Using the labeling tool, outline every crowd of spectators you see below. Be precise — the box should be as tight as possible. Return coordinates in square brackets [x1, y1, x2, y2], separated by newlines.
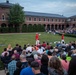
[0, 40, 76, 75]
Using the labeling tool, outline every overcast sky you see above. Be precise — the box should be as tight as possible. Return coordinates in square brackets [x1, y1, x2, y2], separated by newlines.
[0, 0, 76, 17]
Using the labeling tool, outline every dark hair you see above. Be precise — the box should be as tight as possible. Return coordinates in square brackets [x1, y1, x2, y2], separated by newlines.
[47, 51, 52, 56]
[61, 55, 67, 63]
[16, 61, 22, 68]
[41, 54, 49, 65]
[16, 44, 19, 46]
[27, 58, 34, 65]
[49, 56, 64, 75]
[31, 61, 40, 70]
[4, 48, 7, 51]
[68, 51, 72, 57]
[68, 56, 76, 75]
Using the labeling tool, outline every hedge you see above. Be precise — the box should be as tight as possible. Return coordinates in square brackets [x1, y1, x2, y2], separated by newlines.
[58, 33, 76, 38]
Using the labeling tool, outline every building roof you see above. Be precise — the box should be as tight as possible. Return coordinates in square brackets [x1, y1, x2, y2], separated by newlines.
[25, 11, 66, 18]
[0, 2, 14, 8]
[70, 15, 76, 18]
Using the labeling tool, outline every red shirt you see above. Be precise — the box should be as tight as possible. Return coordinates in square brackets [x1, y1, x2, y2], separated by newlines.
[61, 34, 64, 40]
[35, 34, 39, 40]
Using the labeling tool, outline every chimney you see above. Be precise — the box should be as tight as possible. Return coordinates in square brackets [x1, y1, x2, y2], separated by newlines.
[6, 0, 9, 3]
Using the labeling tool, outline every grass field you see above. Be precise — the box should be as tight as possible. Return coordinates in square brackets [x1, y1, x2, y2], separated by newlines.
[0, 32, 76, 54]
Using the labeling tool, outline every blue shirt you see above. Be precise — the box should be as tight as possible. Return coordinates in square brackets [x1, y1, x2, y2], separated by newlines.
[8, 60, 17, 75]
[20, 66, 34, 75]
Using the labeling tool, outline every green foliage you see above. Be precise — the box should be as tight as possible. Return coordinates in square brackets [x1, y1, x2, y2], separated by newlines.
[22, 24, 28, 32]
[8, 4, 25, 25]
[59, 33, 76, 38]
[22, 24, 45, 32]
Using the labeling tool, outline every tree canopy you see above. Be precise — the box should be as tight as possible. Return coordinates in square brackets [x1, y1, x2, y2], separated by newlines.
[8, 3, 25, 25]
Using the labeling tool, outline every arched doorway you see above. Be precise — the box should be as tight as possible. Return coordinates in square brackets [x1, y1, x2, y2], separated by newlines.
[1, 23, 6, 27]
[1, 23, 7, 33]
[66, 24, 69, 28]
[14, 24, 19, 32]
[59, 25, 61, 30]
[62, 25, 64, 30]
[51, 24, 54, 31]
[8, 24, 13, 32]
[47, 24, 50, 31]
[55, 24, 57, 30]
[43, 24, 46, 30]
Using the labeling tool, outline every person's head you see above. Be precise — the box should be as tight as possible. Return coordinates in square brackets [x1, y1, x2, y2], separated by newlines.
[11, 55, 16, 60]
[61, 54, 66, 60]
[47, 51, 52, 56]
[31, 61, 40, 74]
[4, 48, 7, 51]
[16, 61, 22, 68]
[41, 54, 49, 65]
[20, 54, 26, 61]
[8, 44, 12, 49]
[22, 50, 26, 55]
[14, 50, 17, 54]
[27, 58, 34, 66]
[49, 56, 62, 70]
[16, 44, 19, 46]
[61, 54, 67, 63]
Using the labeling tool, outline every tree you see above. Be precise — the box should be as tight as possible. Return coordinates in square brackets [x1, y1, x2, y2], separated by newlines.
[8, 4, 25, 32]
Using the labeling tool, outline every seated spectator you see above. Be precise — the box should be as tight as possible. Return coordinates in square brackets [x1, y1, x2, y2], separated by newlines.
[37, 46, 44, 55]
[13, 50, 20, 60]
[34, 54, 41, 65]
[20, 58, 34, 75]
[8, 55, 17, 75]
[32, 48, 38, 56]
[61, 55, 69, 71]
[26, 44, 33, 52]
[7, 44, 12, 51]
[14, 61, 22, 75]
[21, 50, 26, 56]
[47, 51, 53, 61]
[23, 44, 26, 50]
[12, 44, 19, 52]
[1, 48, 9, 57]
[40, 54, 49, 75]
[48, 56, 67, 75]
[42, 41, 46, 48]
[20, 54, 28, 68]
[31, 61, 45, 75]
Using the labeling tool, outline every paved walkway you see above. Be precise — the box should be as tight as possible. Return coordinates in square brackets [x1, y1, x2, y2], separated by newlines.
[0, 70, 5, 75]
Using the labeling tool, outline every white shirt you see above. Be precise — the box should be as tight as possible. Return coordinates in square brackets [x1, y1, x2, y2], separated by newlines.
[26, 46, 32, 52]
[37, 48, 43, 54]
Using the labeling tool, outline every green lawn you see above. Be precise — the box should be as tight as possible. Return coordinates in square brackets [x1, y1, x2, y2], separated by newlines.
[0, 32, 76, 54]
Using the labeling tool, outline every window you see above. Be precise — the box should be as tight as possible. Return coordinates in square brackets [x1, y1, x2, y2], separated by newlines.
[44, 18, 45, 21]
[2, 14, 5, 20]
[62, 19, 64, 22]
[34, 18, 36, 21]
[74, 19, 75, 21]
[29, 17, 31, 21]
[52, 19, 53, 21]
[59, 19, 60, 22]
[48, 19, 50, 21]
[39, 18, 41, 21]
[55, 19, 57, 22]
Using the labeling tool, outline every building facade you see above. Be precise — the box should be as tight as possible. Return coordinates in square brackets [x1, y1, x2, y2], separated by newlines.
[0, 0, 76, 32]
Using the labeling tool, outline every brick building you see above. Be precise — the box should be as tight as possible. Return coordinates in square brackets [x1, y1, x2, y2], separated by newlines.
[0, 0, 76, 32]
